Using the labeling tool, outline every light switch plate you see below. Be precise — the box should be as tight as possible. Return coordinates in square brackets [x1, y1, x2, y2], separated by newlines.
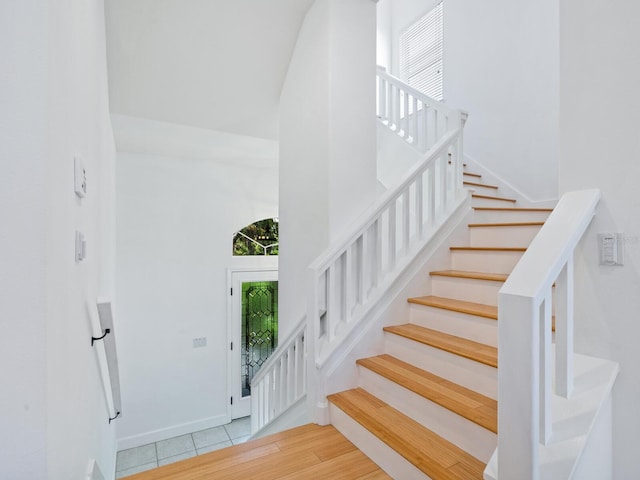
[75, 231, 86, 262]
[74, 156, 87, 198]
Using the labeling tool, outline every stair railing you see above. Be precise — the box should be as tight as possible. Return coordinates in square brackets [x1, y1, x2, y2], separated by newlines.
[250, 317, 306, 435]
[306, 70, 467, 422]
[250, 69, 467, 435]
[497, 189, 601, 479]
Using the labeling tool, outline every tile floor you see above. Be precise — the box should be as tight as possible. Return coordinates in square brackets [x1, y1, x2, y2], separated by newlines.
[115, 416, 251, 479]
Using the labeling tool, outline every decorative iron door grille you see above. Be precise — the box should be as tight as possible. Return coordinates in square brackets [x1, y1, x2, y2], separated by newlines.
[241, 281, 278, 397]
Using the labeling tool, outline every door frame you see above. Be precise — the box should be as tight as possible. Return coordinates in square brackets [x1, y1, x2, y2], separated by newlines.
[226, 267, 278, 420]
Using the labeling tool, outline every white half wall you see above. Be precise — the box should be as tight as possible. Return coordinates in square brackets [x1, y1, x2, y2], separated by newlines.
[114, 117, 279, 447]
[1, 0, 119, 478]
[377, 0, 559, 202]
[279, 0, 378, 339]
[559, 1, 640, 478]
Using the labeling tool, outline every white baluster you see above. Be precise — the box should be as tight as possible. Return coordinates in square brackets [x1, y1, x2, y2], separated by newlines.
[372, 218, 382, 288]
[387, 203, 397, 270]
[439, 153, 447, 217]
[402, 190, 410, 253]
[412, 97, 419, 145]
[422, 105, 430, 150]
[326, 265, 338, 341]
[403, 90, 409, 137]
[356, 235, 365, 307]
[540, 293, 553, 445]
[428, 165, 436, 226]
[555, 258, 574, 398]
[344, 247, 354, 322]
[415, 172, 424, 238]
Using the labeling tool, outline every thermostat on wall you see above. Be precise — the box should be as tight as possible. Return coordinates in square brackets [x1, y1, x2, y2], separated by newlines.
[74, 156, 87, 198]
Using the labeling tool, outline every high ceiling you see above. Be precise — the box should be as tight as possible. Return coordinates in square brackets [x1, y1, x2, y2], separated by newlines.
[105, 0, 316, 140]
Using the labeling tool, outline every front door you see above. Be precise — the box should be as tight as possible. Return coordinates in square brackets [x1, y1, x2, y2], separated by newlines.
[229, 270, 278, 419]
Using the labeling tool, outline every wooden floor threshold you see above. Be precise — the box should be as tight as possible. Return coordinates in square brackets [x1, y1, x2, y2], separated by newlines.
[430, 270, 508, 282]
[471, 194, 516, 203]
[468, 221, 545, 228]
[408, 295, 498, 320]
[356, 354, 497, 433]
[121, 424, 390, 480]
[384, 324, 498, 368]
[329, 388, 486, 479]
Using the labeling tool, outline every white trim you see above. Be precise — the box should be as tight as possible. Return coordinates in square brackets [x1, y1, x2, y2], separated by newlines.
[116, 413, 229, 451]
[226, 268, 278, 420]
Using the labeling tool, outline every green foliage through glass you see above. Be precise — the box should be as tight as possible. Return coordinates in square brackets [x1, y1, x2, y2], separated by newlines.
[233, 218, 279, 256]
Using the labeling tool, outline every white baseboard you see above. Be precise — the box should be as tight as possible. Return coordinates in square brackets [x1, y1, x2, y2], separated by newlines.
[116, 413, 230, 451]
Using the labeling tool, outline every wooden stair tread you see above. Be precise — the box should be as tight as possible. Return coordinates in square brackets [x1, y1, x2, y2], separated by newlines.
[383, 324, 498, 368]
[463, 172, 482, 178]
[473, 207, 553, 212]
[356, 354, 497, 433]
[328, 388, 487, 479]
[430, 270, 508, 282]
[408, 295, 497, 320]
[468, 221, 545, 228]
[449, 246, 527, 252]
[463, 181, 498, 189]
[471, 194, 516, 203]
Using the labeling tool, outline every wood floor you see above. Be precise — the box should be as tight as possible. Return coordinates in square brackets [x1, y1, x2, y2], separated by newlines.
[122, 424, 391, 480]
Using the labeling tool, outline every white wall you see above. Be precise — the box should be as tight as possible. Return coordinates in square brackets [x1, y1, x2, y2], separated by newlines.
[279, 0, 378, 338]
[105, 0, 315, 140]
[1, 1, 118, 478]
[559, 1, 640, 478]
[0, 2, 49, 478]
[378, 0, 559, 202]
[114, 117, 279, 447]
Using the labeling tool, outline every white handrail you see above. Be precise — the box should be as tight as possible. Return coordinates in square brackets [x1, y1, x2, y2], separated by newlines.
[250, 70, 466, 435]
[307, 78, 466, 423]
[250, 317, 306, 435]
[497, 189, 601, 479]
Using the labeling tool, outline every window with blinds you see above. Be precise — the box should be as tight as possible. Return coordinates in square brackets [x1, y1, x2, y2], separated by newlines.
[399, 2, 443, 101]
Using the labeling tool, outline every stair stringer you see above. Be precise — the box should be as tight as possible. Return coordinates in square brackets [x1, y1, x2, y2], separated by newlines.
[318, 196, 475, 404]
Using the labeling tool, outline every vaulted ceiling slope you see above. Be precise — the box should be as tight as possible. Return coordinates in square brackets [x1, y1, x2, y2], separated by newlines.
[105, 0, 316, 140]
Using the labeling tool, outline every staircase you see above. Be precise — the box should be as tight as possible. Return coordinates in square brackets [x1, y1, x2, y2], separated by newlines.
[326, 171, 551, 479]
[252, 68, 616, 479]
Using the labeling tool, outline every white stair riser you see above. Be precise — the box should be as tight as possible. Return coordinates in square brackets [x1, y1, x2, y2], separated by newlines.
[471, 197, 517, 208]
[384, 333, 497, 399]
[329, 403, 431, 480]
[430, 276, 503, 306]
[450, 249, 523, 274]
[357, 366, 497, 462]
[472, 210, 551, 223]
[469, 225, 541, 247]
[409, 304, 497, 347]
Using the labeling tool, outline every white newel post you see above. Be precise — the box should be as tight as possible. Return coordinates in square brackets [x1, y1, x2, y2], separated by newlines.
[498, 293, 540, 480]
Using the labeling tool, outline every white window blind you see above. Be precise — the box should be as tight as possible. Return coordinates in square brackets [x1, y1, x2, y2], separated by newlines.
[399, 2, 443, 101]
